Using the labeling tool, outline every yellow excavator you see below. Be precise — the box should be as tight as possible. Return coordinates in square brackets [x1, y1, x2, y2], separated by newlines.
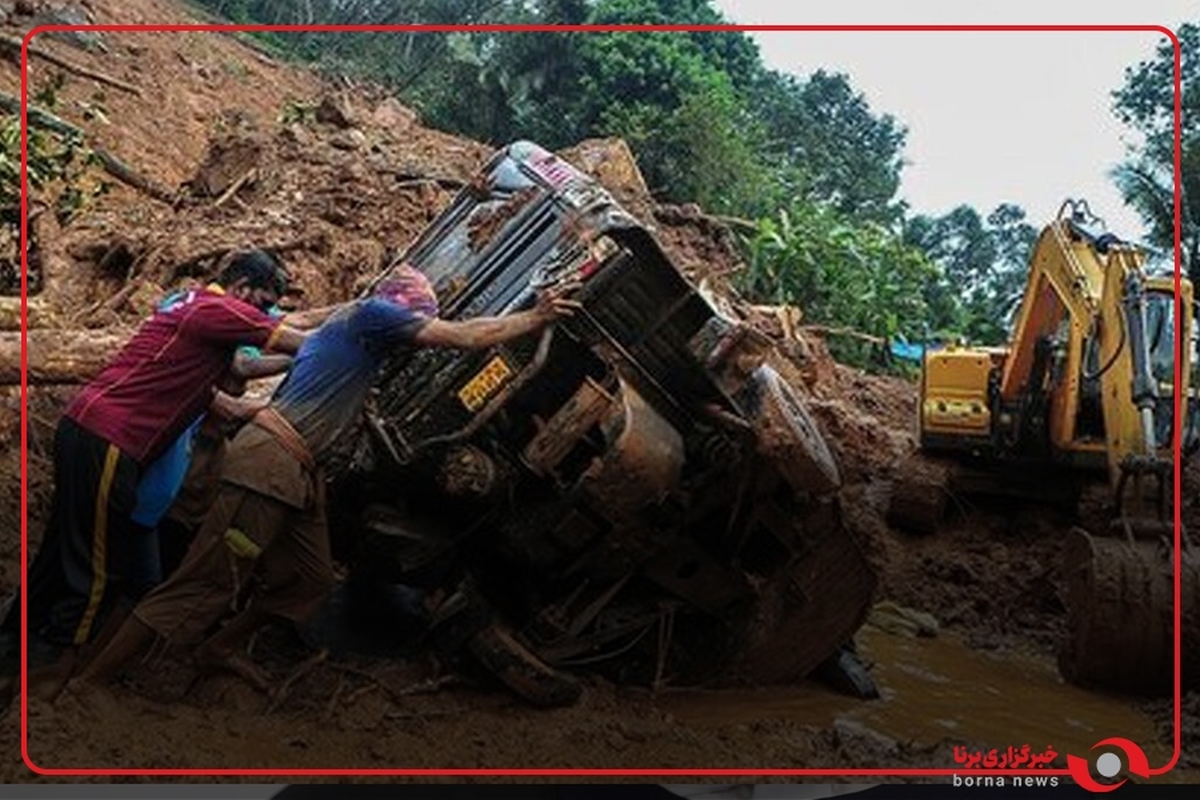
[889, 199, 1198, 694]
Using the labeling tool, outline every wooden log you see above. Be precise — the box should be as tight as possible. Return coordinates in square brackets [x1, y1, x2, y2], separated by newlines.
[92, 149, 178, 204]
[0, 297, 56, 330]
[0, 327, 131, 384]
[0, 35, 143, 96]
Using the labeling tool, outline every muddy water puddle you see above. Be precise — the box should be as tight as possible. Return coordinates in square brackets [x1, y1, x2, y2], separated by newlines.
[667, 624, 1174, 771]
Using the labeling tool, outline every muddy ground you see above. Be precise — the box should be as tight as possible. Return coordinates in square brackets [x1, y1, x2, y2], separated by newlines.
[0, 0, 1195, 784]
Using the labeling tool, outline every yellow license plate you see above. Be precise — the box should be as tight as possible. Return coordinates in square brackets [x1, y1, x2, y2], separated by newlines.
[458, 356, 513, 412]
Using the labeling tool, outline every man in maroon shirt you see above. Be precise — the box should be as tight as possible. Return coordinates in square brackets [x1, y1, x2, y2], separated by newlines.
[0, 250, 307, 706]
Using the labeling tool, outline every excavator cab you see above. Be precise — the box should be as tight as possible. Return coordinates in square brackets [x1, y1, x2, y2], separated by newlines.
[1142, 281, 1191, 449]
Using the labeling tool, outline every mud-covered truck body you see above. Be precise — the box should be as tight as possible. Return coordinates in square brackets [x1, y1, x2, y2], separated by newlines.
[329, 141, 875, 704]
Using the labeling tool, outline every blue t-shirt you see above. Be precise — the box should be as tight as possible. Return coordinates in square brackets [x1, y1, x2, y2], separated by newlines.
[273, 297, 427, 462]
[130, 417, 202, 527]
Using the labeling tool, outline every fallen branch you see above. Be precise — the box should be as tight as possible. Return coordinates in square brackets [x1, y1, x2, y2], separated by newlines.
[212, 167, 257, 209]
[328, 662, 460, 705]
[390, 673, 460, 698]
[801, 324, 886, 345]
[92, 149, 178, 204]
[383, 170, 466, 191]
[0, 35, 143, 96]
[712, 214, 759, 231]
[343, 681, 379, 705]
[265, 647, 329, 715]
[654, 205, 757, 233]
[73, 276, 144, 326]
[323, 675, 347, 722]
[169, 234, 328, 282]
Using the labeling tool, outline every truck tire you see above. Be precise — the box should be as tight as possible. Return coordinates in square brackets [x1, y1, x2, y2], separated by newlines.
[749, 365, 841, 496]
[467, 623, 583, 708]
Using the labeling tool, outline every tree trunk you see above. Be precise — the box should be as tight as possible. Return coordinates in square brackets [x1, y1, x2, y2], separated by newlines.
[0, 297, 55, 330]
[0, 328, 130, 385]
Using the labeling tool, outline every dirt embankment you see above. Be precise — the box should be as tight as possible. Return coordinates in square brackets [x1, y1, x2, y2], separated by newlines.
[1, 0, 1191, 782]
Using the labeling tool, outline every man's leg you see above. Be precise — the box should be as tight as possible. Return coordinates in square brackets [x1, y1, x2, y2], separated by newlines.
[2, 418, 137, 707]
[194, 493, 332, 688]
[37, 418, 139, 650]
[73, 484, 291, 688]
[158, 433, 227, 578]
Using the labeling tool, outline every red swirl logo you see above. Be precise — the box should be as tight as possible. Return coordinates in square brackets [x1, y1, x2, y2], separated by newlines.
[1066, 737, 1150, 793]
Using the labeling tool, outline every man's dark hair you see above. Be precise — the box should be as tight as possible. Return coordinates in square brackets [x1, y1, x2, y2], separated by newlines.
[217, 249, 288, 296]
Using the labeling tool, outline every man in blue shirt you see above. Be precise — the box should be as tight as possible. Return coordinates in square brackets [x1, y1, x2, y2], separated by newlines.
[74, 266, 579, 690]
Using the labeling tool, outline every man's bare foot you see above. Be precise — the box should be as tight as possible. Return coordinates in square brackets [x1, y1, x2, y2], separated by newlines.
[27, 647, 79, 705]
[195, 647, 273, 692]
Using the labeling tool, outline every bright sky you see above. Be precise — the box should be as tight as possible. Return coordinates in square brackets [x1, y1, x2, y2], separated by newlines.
[710, 0, 1196, 239]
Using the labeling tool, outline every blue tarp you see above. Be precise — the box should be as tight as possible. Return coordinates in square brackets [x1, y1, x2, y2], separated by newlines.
[889, 340, 926, 362]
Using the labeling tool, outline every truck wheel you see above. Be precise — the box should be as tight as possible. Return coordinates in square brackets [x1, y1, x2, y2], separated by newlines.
[749, 365, 841, 496]
[467, 623, 583, 708]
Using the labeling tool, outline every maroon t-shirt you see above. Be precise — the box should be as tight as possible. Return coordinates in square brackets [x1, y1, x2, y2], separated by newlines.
[66, 287, 282, 465]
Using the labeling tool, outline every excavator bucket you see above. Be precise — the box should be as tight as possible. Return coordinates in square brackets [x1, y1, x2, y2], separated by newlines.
[1059, 527, 1199, 694]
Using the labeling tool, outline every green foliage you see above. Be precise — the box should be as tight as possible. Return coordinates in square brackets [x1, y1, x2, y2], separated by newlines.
[739, 200, 938, 368]
[749, 70, 907, 225]
[1, 114, 106, 223]
[279, 98, 318, 125]
[1111, 22, 1200, 282]
[32, 71, 68, 110]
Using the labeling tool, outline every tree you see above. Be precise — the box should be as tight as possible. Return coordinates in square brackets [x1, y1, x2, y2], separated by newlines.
[1111, 22, 1200, 282]
[749, 70, 907, 225]
[904, 203, 1036, 345]
[740, 199, 939, 368]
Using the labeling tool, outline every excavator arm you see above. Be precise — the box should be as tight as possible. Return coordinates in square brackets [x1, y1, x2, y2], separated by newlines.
[903, 199, 1199, 694]
[997, 203, 1188, 508]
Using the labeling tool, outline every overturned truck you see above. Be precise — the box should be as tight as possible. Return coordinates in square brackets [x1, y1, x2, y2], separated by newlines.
[317, 141, 876, 705]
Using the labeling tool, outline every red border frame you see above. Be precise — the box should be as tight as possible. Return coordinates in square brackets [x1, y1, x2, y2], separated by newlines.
[16, 21, 1184, 780]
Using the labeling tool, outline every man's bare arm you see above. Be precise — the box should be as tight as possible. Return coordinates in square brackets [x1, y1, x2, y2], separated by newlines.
[281, 304, 342, 330]
[231, 352, 293, 380]
[414, 311, 547, 350]
[265, 325, 306, 355]
[209, 391, 269, 422]
[412, 284, 581, 350]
